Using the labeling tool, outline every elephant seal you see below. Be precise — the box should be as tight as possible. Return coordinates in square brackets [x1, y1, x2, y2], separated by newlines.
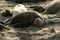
[45, 0, 60, 14]
[13, 4, 28, 17]
[9, 11, 44, 28]
[30, 6, 45, 13]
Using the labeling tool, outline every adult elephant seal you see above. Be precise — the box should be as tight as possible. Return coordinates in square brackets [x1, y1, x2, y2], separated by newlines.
[13, 4, 28, 17]
[9, 11, 44, 28]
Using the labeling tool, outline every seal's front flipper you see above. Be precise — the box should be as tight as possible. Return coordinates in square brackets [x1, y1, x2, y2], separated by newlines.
[33, 18, 44, 27]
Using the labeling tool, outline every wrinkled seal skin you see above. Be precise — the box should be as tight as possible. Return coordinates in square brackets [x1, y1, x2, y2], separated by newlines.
[45, 0, 60, 14]
[10, 11, 44, 28]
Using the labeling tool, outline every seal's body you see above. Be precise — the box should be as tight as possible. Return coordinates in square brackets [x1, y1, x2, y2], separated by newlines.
[45, 0, 60, 14]
[10, 11, 44, 28]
